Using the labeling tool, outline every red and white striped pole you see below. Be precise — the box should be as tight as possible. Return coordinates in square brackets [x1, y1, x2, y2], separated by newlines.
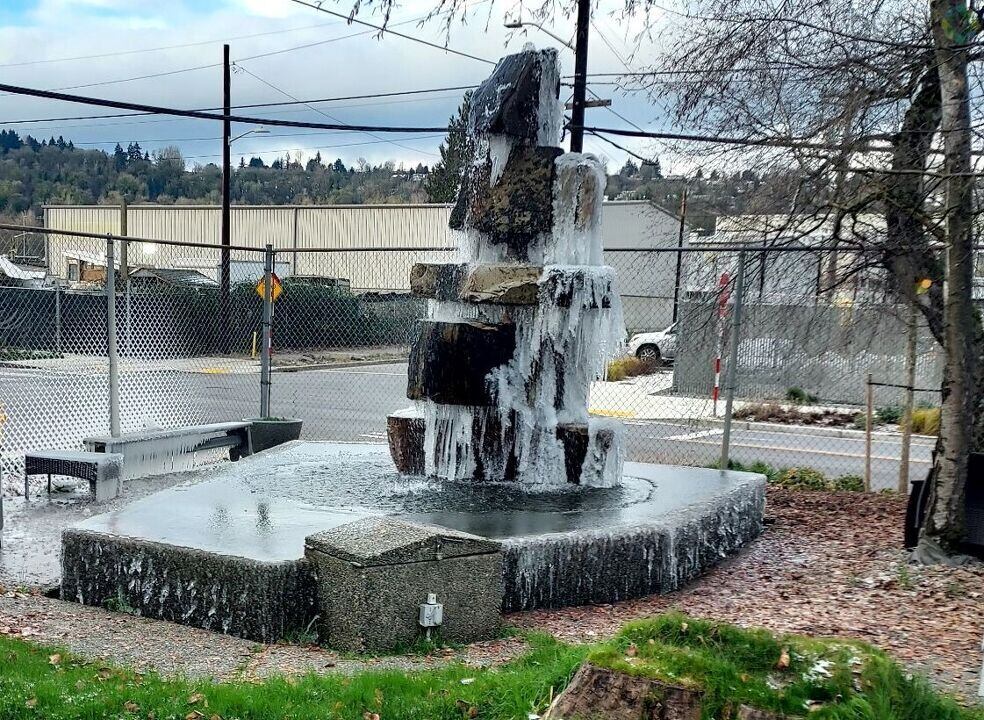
[713, 271, 731, 417]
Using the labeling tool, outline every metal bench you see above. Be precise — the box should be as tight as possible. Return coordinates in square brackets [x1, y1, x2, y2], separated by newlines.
[84, 421, 253, 481]
[24, 450, 125, 503]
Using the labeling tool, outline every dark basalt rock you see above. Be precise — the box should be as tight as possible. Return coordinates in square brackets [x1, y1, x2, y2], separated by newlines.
[557, 422, 618, 485]
[407, 320, 516, 406]
[465, 145, 563, 254]
[387, 411, 425, 474]
[469, 48, 559, 139]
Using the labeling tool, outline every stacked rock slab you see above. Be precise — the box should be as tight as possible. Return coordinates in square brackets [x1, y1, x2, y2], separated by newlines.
[388, 46, 625, 487]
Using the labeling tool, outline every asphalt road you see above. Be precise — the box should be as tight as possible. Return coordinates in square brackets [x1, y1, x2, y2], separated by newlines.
[2, 362, 931, 491]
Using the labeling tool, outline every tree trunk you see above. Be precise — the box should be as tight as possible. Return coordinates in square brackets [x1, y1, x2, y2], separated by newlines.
[916, 0, 981, 559]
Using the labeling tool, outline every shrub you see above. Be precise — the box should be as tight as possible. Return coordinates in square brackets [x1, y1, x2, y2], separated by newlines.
[831, 474, 865, 492]
[852, 412, 867, 431]
[776, 466, 828, 491]
[911, 407, 941, 435]
[875, 405, 903, 425]
[606, 356, 658, 382]
[733, 402, 785, 422]
[785, 386, 819, 404]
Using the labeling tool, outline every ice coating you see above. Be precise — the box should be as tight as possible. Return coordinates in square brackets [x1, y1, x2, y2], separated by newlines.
[404, 46, 626, 487]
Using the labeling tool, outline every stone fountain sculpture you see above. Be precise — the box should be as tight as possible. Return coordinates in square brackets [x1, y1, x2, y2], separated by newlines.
[56, 47, 767, 645]
[388, 47, 625, 487]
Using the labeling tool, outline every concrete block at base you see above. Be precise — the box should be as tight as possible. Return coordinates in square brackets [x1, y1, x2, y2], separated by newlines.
[305, 517, 503, 651]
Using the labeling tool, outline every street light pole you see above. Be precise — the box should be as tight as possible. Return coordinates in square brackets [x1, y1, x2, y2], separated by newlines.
[569, 0, 590, 152]
[219, 43, 232, 355]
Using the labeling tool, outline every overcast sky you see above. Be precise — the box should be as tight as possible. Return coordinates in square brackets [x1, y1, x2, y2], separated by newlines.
[0, 0, 675, 174]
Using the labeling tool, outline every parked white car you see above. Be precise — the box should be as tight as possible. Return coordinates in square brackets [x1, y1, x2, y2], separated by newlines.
[626, 323, 677, 363]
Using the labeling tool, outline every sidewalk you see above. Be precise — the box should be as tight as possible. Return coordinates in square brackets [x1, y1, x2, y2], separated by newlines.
[0, 346, 408, 376]
[589, 373, 735, 421]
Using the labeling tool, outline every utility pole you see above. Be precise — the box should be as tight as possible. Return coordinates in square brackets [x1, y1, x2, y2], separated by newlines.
[671, 187, 688, 324]
[219, 43, 232, 354]
[569, 0, 590, 152]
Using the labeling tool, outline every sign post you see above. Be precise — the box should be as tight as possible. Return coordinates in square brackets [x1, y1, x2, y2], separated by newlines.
[258, 245, 279, 418]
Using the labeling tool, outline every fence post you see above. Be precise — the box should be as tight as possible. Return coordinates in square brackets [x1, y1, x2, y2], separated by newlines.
[54, 285, 61, 354]
[898, 302, 918, 493]
[720, 250, 746, 470]
[864, 372, 873, 492]
[260, 244, 274, 418]
[105, 235, 121, 437]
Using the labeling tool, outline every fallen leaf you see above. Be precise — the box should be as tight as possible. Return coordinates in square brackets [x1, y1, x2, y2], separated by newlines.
[626, 643, 638, 657]
[209, 715, 223, 720]
[124, 701, 140, 712]
[48, 654, 62, 666]
[362, 713, 380, 720]
[185, 712, 204, 720]
[25, 697, 37, 709]
[187, 693, 205, 706]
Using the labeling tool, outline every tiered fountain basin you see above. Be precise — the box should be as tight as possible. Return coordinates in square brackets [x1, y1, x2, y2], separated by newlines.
[61, 442, 765, 642]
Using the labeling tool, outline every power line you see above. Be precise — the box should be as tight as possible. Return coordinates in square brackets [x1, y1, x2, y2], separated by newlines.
[582, 125, 897, 153]
[0, 19, 347, 69]
[0, 81, 456, 133]
[586, 129, 659, 165]
[0, 84, 478, 127]
[233, 63, 439, 157]
[287, 0, 495, 65]
[187, 135, 446, 161]
[3, 4, 487, 98]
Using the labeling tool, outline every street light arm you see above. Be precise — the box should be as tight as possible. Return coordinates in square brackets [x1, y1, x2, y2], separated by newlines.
[504, 20, 574, 50]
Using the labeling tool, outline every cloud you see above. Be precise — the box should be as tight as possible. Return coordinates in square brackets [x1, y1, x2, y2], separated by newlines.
[0, 0, 668, 172]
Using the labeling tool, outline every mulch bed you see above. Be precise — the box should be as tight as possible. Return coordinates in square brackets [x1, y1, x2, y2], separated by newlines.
[509, 487, 984, 702]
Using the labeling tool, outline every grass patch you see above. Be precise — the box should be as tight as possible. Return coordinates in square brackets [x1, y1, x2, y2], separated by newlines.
[606, 355, 659, 381]
[0, 632, 585, 720]
[0, 616, 978, 720]
[587, 613, 981, 720]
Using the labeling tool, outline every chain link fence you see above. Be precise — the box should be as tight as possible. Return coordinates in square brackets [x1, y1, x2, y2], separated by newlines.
[1, 228, 941, 495]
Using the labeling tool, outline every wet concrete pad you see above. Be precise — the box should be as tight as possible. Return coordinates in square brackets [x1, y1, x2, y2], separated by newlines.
[60, 442, 765, 640]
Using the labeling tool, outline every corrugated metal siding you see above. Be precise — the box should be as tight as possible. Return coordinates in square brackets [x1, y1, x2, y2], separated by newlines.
[44, 202, 679, 292]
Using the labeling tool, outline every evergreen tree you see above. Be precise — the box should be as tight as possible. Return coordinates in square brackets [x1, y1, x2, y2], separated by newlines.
[248, 156, 266, 168]
[0, 130, 22, 153]
[332, 158, 346, 173]
[424, 91, 473, 203]
[113, 143, 127, 170]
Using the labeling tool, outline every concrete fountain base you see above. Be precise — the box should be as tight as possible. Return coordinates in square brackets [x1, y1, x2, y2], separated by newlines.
[61, 442, 766, 642]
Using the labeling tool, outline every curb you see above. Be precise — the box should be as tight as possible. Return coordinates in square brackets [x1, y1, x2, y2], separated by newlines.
[619, 416, 936, 442]
[273, 357, 408, 373]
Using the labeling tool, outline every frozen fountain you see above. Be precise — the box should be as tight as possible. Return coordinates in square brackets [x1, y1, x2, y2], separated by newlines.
[59, 48, 766, 644]
[387, 47, 623, 488]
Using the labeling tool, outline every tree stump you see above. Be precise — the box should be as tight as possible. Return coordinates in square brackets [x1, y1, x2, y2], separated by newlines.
[545, 663, 703, 720]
